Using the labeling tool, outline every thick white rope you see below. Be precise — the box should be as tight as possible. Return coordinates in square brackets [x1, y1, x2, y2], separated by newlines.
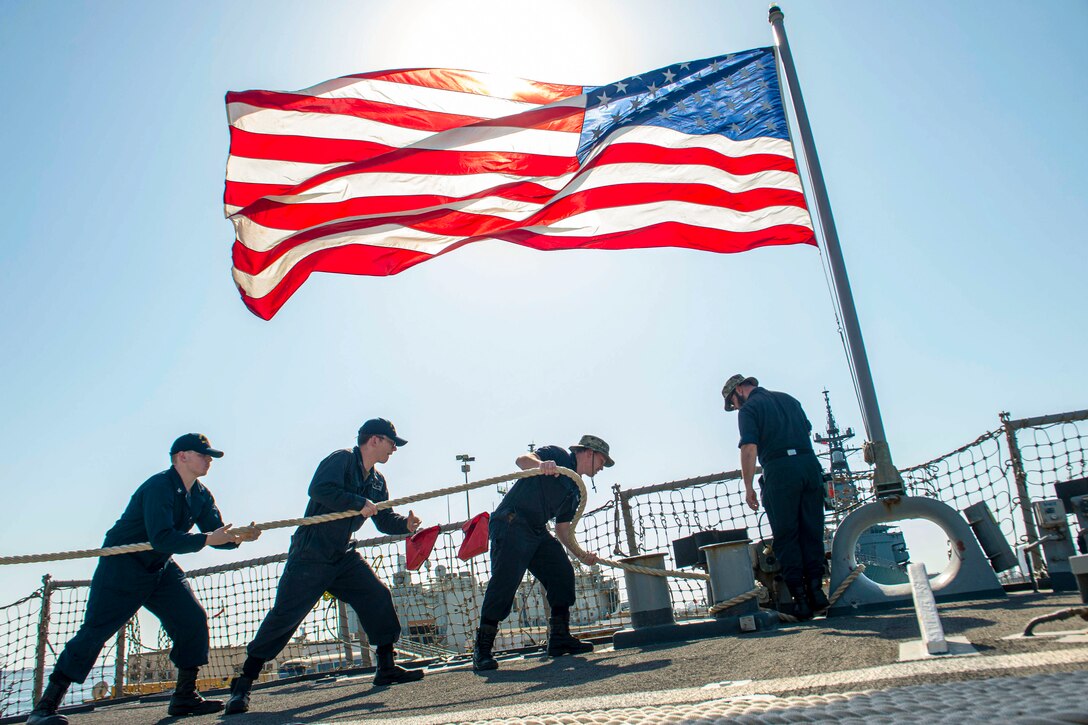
[0, 466, 698, 584]
[586, 554, 709, 582]
[827, 564, 866, 607]
[707, 588, 759, 614]
[703, 564, 870, 622]
[0, 467, 570, 566]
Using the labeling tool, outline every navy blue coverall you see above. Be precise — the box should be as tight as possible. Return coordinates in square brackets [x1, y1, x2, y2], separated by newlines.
[246, 447, 410, 660]
[479, 445, 580, 624]
[738, 386, 826, 589]
[54, 467, 238, 683]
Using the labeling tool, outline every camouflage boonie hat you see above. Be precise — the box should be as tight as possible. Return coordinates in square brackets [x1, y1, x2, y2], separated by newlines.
[721, 374, 758, 411]
[571, 434, 614, 467]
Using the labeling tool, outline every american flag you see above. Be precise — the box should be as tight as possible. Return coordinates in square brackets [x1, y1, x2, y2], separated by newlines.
[225, 47, 814, 319]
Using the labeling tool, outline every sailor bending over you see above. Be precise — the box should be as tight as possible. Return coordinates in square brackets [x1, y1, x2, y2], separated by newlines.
[471, 435, 610, 671]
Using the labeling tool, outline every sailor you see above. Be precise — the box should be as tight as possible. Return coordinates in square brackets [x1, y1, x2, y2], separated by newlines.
[722, 374, 830, 620]
[28, 434, 260, 725]
[225, 418, 423, 715]
[471, 435, 610, 671]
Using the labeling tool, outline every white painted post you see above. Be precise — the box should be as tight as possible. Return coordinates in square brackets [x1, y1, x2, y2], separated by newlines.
[908, 563, 948, 655]
[1070, 553, 1088, 604]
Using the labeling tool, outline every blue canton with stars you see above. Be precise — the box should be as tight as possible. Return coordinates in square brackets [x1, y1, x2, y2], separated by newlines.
[578, 47, 787, 162]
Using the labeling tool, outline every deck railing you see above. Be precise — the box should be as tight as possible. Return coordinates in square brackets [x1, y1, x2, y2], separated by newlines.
[2, 407, 1085, 719]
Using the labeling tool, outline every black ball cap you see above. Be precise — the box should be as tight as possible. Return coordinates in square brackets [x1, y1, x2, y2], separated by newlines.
[170, 433, 224, 458]
[358, 418, 407, 447]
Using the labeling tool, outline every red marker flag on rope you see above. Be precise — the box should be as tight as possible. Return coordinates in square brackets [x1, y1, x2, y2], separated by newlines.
[225, 48, 814, 319]
[405, 525, 441, 571]
[457, 512, 490, 561]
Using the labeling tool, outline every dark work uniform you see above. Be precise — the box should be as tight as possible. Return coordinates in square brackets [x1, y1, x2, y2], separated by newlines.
[55, 467, 237, 683]
[738, 387, 826, 589]
[480, 445, 580, 623]
[246, 447, 409, 660]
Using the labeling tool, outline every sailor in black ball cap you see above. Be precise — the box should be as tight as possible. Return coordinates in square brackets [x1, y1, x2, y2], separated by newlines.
[28, 434, 260, 725]
[471, 434, 612, 672]
[225, 418, 424, 715]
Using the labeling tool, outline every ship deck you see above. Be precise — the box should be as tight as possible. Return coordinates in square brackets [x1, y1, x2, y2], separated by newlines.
[44, 590, 1088, 724]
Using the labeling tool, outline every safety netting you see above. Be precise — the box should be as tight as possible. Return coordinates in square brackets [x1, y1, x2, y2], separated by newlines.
[3, 409, 1086, 717]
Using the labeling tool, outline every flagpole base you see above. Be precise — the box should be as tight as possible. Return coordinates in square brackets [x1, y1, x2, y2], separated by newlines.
[864, 440, 906, 498]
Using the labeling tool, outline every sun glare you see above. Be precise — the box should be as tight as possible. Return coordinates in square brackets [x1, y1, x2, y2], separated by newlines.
[363, 1, 636, 84]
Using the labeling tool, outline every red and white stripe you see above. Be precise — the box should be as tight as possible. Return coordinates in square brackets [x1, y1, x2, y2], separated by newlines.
[225, 68, 813, 319]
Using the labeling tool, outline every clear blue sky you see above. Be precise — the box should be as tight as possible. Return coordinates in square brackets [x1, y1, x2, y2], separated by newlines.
[1, 0, 1085, 601]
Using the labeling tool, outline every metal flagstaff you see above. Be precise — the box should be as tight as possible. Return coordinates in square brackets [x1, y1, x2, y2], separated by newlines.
[768, 5, 904, 497]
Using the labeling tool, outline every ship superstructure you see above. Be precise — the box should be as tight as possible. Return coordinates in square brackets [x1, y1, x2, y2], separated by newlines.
[815, 389, 909, 583]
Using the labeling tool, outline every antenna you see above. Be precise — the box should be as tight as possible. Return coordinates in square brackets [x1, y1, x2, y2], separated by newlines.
[813, 388, 859, 518]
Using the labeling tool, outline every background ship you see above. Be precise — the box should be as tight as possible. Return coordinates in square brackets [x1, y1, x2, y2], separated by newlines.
[817, 389, 910, 585]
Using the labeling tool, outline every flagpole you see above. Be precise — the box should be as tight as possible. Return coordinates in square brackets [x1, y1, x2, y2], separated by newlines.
[768, 5, 904, 497]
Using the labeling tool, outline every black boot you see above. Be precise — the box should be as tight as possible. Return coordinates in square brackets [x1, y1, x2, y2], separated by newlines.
[27, 678, 70, 725]
[472, 623, 499, 672]
[373, 644, 424, 686]
[786, 583, 813, 621]
[546, 614, 593, 657]
[224, 675, 253, 715]
[167, 667, 224, 716]
[806, 577, 830, 614]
